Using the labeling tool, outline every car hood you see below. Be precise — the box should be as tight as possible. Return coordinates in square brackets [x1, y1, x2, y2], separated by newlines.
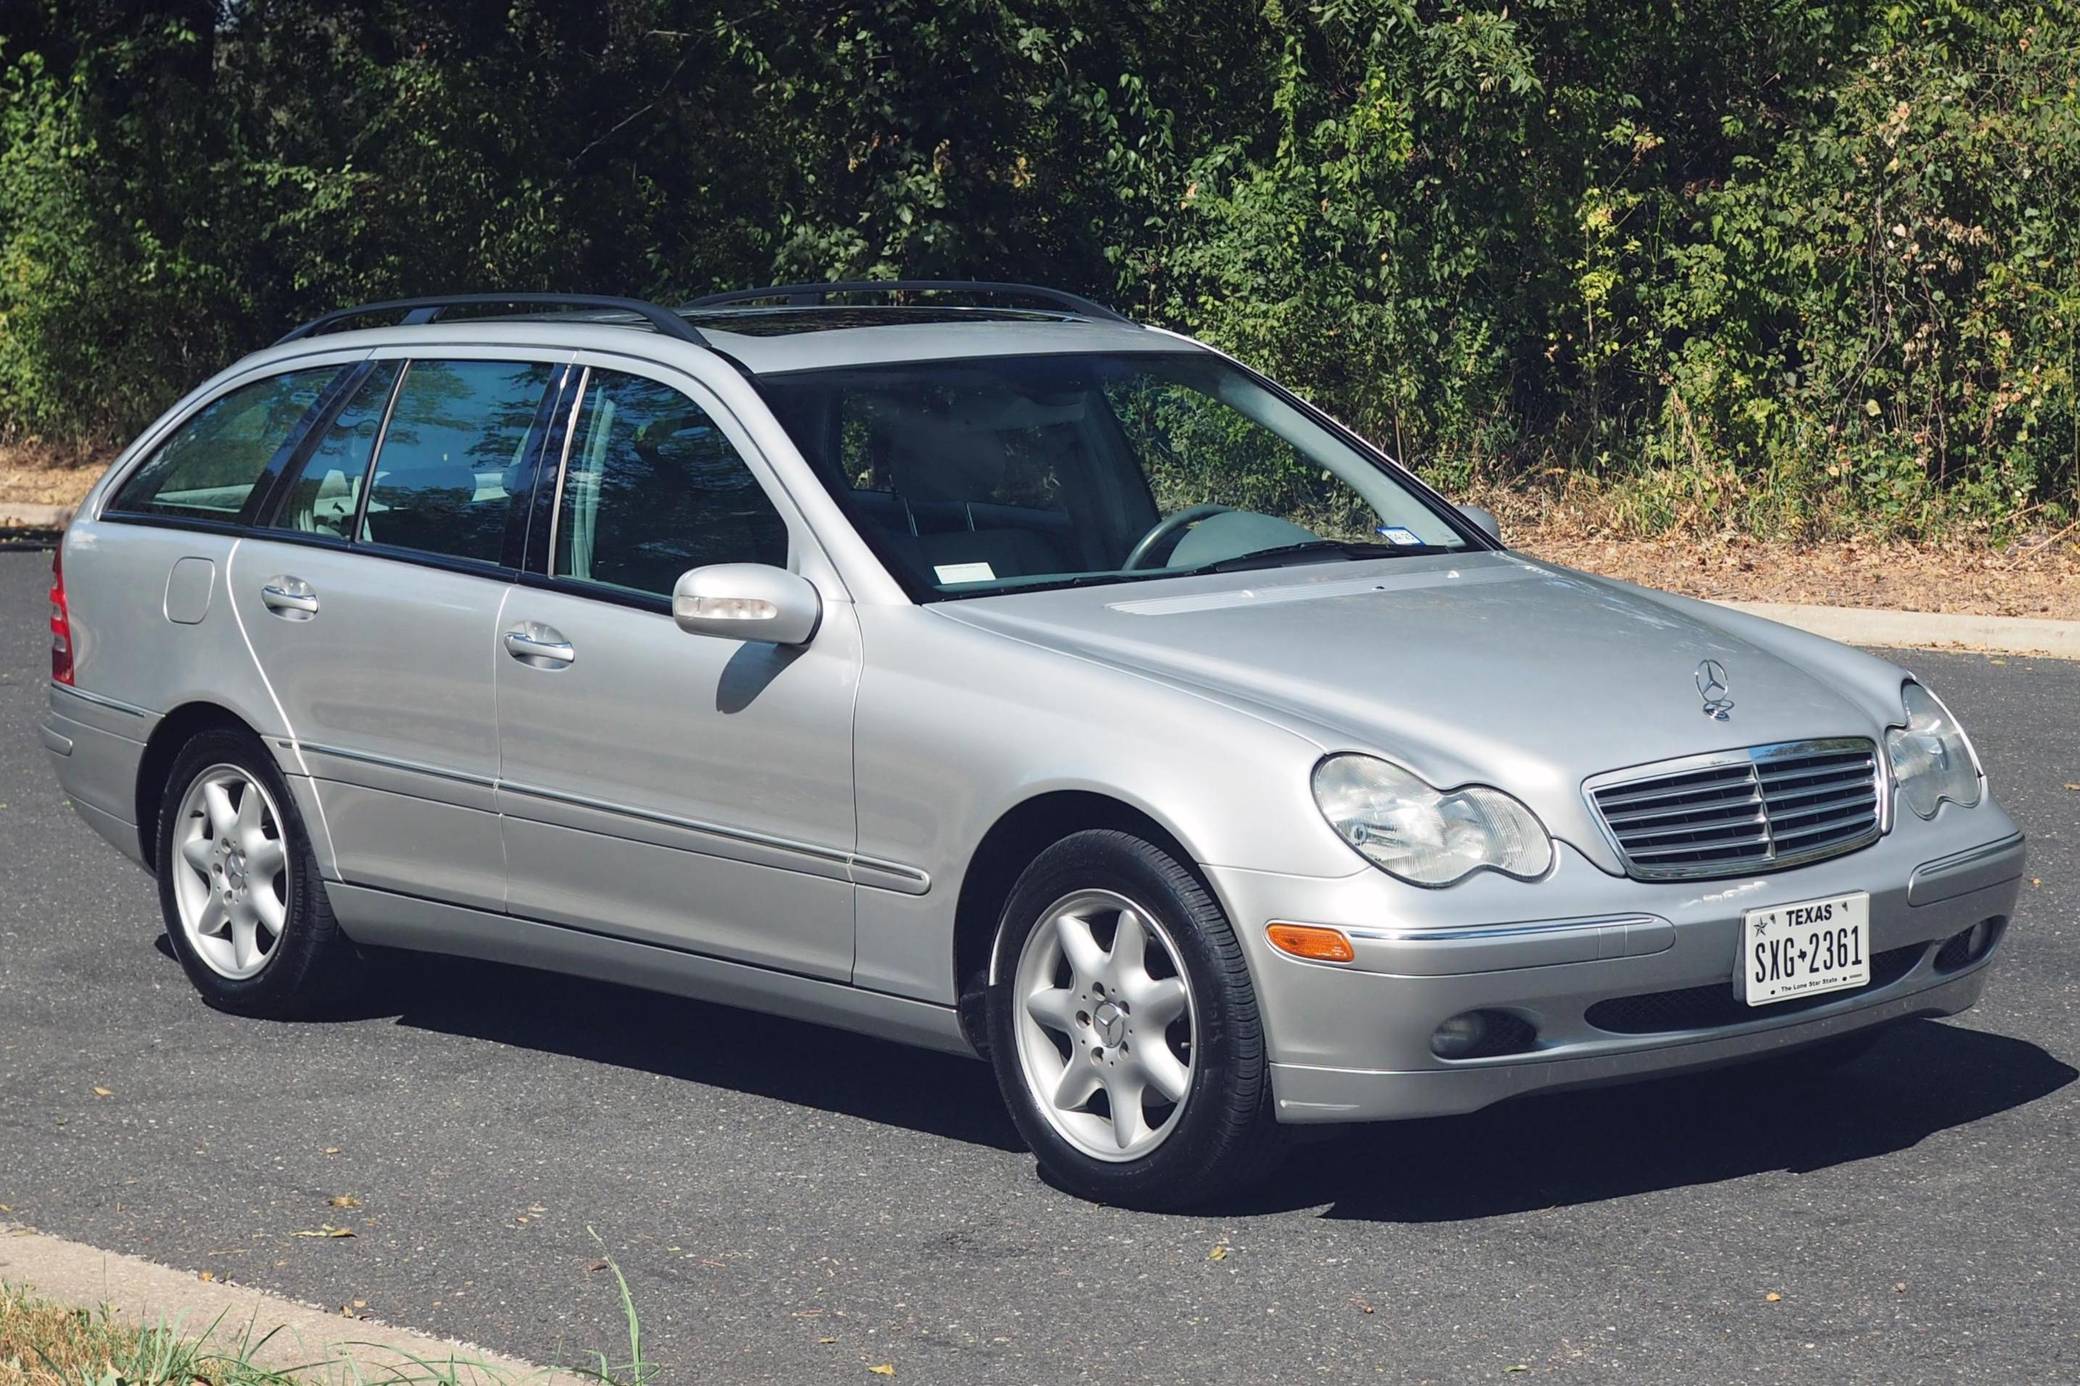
[936, 552, 1906, 869]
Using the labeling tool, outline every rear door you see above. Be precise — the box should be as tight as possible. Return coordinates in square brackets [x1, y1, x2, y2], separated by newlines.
[232, 350, 573, 910]
[493, 358, 862, 980]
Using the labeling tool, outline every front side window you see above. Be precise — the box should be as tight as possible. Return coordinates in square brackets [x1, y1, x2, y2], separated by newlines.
[756, 352, 1472, 598]
[112, 367, 341, 520]
[552, 369, 788, 600]
[359, 359, 554, 563]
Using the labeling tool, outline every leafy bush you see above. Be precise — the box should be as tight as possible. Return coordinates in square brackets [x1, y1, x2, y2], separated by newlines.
[1, 0, 2074, 538]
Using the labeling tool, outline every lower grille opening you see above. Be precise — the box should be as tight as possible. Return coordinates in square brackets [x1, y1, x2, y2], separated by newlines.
[1934, 917, 2005, 972]
[1585, 944, 1925, 1036]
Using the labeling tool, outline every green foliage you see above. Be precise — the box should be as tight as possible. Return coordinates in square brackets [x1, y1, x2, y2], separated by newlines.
[2, 0, 2075, 538]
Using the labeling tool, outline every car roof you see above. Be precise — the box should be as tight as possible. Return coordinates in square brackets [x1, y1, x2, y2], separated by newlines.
[259, 292, 1202, 378]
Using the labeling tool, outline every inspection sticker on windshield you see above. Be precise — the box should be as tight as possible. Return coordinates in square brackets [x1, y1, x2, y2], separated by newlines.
[1375, 525, 1424, 546]
[1740, 890, 1870, 1006]
[933, 562, 997, 584]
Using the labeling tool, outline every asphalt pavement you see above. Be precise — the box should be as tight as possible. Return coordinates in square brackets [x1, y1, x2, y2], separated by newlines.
[1, 545, 2075, 1384]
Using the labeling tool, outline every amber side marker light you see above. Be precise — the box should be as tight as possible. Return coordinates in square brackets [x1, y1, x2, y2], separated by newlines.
[1266, 923, 1356, 963]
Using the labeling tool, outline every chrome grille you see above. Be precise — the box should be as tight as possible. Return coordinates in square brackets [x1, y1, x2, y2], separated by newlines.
[1588, 738, 1883, 881]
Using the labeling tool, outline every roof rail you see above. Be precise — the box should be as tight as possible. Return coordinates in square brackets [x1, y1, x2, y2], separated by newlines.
[276, 293, 711, 347]
[684, 280, 1133, 324]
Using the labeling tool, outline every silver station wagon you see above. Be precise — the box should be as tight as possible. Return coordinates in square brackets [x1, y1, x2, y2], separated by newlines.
[42, 283, 2026, 1207]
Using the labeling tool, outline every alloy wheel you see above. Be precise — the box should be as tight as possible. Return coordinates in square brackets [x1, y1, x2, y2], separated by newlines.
[1011, 889, 1198, 1162]
[169, 764, 292, 980]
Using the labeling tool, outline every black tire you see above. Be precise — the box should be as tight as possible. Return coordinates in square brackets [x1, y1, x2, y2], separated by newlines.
[986, 829, 1283, 1209]
[154, 727, 361, 1018]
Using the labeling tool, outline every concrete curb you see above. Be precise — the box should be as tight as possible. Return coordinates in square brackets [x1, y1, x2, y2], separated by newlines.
[0, 1223, 588, 1384]
[1716, 600, 2080, 660]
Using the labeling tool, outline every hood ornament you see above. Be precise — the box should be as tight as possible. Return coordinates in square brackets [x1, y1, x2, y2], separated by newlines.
[1695, 658, 1734, 720]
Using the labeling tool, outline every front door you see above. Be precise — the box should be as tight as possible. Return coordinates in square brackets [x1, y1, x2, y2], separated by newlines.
[493, 360, 862, 981]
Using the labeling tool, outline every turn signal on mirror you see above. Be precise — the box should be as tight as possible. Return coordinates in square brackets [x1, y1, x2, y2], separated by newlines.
[1266, 922, 1355, 963]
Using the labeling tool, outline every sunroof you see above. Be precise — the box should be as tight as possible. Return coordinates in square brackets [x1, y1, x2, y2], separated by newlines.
[682, 305, 1065, 337]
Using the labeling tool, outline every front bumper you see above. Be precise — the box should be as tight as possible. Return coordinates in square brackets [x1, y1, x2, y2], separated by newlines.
[1207, 810, 2025, 1124]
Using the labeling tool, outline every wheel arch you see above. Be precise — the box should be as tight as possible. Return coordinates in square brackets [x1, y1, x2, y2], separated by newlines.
[133, 701, 267, 868]
[950, 789, 1207, 1052]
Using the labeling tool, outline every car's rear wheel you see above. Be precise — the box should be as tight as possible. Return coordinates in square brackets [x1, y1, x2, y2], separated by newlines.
[986, 829, 1283, 1208]
[156, 728, 359, 1017]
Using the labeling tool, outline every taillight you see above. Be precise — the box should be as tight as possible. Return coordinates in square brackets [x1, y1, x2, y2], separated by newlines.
[49, 545, 74, 685]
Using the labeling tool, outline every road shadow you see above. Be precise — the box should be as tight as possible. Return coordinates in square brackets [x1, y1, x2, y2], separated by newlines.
[363, 948, 1024, 1152]
[150, 935, 2069, 1213]
[1231, 1019, 2073, 1222]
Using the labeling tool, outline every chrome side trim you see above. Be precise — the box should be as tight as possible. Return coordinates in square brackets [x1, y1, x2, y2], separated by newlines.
[50, 683, 155, 720]
[500, 778, 933, 895]
[276, 738, 931, 894]
[291, 740, 497, 790]
[1349, 913, 1662, 943]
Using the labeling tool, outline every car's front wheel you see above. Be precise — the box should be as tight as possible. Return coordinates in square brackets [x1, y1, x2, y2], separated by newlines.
[155, 728, 359, 1017]
[986, 829, 1283, 1208]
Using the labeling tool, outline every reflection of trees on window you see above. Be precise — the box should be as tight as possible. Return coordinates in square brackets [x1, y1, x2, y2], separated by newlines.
[375, 361, 549, 477]
[556, 371, 787, 599]
[115, 367, 340, 516]
[1103, 365, 1372, 542]
[358, 360, 551, 562]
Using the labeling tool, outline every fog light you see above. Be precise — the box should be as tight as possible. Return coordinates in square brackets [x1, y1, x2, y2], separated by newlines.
[1431, 1009, 1537, 1059]
[1432, 1012, 1490, 1060]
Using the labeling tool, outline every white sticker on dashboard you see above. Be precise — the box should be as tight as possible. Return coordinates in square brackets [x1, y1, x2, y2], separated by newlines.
[933, 562, 997, 584]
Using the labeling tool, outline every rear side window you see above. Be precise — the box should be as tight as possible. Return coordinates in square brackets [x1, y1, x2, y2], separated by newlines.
[551, 369, 787, 600]
[112, 367, 341, 520]
[270, 363, 402, 539]
[359, 360, 554, 564]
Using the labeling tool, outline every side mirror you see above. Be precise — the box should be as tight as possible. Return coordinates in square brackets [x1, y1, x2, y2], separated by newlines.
[1457, 504, 1502, 544]
[672, 564, 822, 646]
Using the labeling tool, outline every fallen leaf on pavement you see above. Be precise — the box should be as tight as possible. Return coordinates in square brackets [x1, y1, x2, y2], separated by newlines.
[2064, 784, 2079, 792]
[293, 1225, 356, 1239]
[868, 1366, 895, 1377]
[1765, 1291, 1783, 1302]
[818, 1336, 837, 1344]
[585, 1258, 610, 1273]
[91, 1087, 112, 1098]
[1208, 1245, 1228, 1261]
[328, 1194, 361, 1209]
[197, 1270, 215, 1282]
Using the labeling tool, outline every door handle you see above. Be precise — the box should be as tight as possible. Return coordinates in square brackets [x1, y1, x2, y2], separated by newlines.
[259, 576, 319, 620]
[503, 621, 576, 669]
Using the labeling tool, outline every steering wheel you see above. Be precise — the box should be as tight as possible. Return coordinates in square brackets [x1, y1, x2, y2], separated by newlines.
[1122, 503, 1236, 570]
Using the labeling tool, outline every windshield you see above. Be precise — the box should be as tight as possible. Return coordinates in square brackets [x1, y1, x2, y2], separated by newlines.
[755, 351, 1476, 599]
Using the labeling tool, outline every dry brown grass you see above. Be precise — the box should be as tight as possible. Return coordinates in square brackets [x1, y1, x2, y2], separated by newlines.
[0, 443, 108, 508]
[0, 1285, 134, 1384]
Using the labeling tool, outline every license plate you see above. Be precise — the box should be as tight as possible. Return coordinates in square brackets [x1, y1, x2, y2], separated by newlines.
[1739, 891, 1871, 1006]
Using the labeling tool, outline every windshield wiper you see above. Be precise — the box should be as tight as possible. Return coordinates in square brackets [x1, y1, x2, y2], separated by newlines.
[1186, 539, 1452, 575]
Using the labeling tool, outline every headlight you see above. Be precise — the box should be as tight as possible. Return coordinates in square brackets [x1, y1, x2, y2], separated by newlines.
[1312, 754, 1553, 886]
[1885, 682, 1981, 819]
